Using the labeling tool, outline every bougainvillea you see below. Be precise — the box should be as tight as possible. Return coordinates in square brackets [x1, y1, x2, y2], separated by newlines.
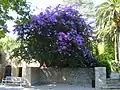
[12, 4, 99, 67]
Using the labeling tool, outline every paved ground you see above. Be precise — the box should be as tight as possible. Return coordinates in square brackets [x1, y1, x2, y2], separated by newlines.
[0, 84, 92, 90]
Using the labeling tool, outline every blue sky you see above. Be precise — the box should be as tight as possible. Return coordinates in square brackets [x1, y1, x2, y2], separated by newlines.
[7, 0, 104, 38]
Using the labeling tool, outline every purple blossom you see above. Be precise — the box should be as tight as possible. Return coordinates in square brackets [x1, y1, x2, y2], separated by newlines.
[58, 32, 67, 41]
[67, 32, 72, 41]
[13, 4, 97, 66]
[75, 35, 84, 45]
[79, 18, 85, 24]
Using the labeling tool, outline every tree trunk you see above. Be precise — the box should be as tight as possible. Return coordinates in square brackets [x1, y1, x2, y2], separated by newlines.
[114, 29, 119, 62]
[117, 26, 120, 61]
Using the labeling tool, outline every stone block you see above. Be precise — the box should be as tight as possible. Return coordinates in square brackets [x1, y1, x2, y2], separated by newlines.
[95, 67, 106, 89]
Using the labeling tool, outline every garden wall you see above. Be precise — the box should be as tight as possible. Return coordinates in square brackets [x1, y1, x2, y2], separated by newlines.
[30, 68, 94, 85]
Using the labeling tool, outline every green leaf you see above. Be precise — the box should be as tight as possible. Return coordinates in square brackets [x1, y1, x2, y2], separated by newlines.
[0, 20, 5, 26]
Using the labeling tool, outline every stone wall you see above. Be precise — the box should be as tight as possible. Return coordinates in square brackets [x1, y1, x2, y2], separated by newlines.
[31, 68, 93, 85]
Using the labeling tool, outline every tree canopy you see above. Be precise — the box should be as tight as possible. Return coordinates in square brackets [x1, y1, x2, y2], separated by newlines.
[0, 0, 31, 38]
[0, 36, 19, 60]
[12, 4, 100, 67]
[96, 0, 120, 62]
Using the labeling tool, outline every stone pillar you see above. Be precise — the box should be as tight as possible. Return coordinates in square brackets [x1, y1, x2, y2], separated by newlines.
[22, 62, 27, 79]
[26, 67, 31, 86]
[0, 64, 2, 72]
[11, 66, 18, 77]
[11, 66, 14, 76]
[95, 67, 106, 89]
[0, 64, 3, 80]
[22, 67, 31, 86]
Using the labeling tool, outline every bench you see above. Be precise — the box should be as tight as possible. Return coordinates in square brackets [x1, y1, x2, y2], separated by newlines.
[1, 76, 25, 86]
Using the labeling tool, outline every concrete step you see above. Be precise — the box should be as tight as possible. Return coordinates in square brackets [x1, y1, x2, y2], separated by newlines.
[102, 78, 120, 89]
[106, 78, 120, 84]
[107, 84, 120, 87]
[102, 85, 120, 89]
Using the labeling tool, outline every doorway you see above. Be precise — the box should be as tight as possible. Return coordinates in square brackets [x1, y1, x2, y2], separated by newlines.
[18, 67, 22, 77]
[4, 65, 11, 78]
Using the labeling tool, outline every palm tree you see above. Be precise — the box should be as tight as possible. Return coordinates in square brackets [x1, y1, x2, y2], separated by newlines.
[96, 0, 120, 62]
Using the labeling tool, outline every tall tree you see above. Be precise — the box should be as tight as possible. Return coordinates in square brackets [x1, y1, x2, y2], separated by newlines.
[12, 4, 99, 67]
[0, 0, 31, 39]
[96, 0, 120, 62]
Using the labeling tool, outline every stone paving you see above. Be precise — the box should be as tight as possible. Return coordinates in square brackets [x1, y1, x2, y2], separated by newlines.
[0, 84, 92, 90]
[1, 84, 120, 90]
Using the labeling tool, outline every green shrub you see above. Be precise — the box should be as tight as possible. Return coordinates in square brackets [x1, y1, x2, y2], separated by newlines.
[110, 61, 120, 72]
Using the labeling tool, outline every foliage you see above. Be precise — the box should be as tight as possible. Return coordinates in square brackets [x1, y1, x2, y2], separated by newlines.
[12, 4, 100, 67]
[110, 61, 120, 72]
[63, 0, 95, 17]
[0, 36, 19, 59]
[96, 0, 120, 61]
[97, 43, 114, 61]
[96, 0, 120, 29]
[92, 34, 114, 73]
[0, 0, 31, 39]
[0, 36, 17, 50]
[92, 41, 112, 77]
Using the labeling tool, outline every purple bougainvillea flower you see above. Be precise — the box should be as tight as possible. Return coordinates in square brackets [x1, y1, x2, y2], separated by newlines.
[75, 35, 84, 45]
[58, 32, 67, 41]
[13, 4, 98, 66]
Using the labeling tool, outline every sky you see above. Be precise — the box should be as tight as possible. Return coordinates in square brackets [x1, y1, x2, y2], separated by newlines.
[7, 0, 63, 38]
[29, 0, 63, 15]
[7, 0, 104, 38]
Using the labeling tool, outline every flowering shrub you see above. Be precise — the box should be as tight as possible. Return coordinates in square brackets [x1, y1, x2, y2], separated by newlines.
[13, 4, 99, 67]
